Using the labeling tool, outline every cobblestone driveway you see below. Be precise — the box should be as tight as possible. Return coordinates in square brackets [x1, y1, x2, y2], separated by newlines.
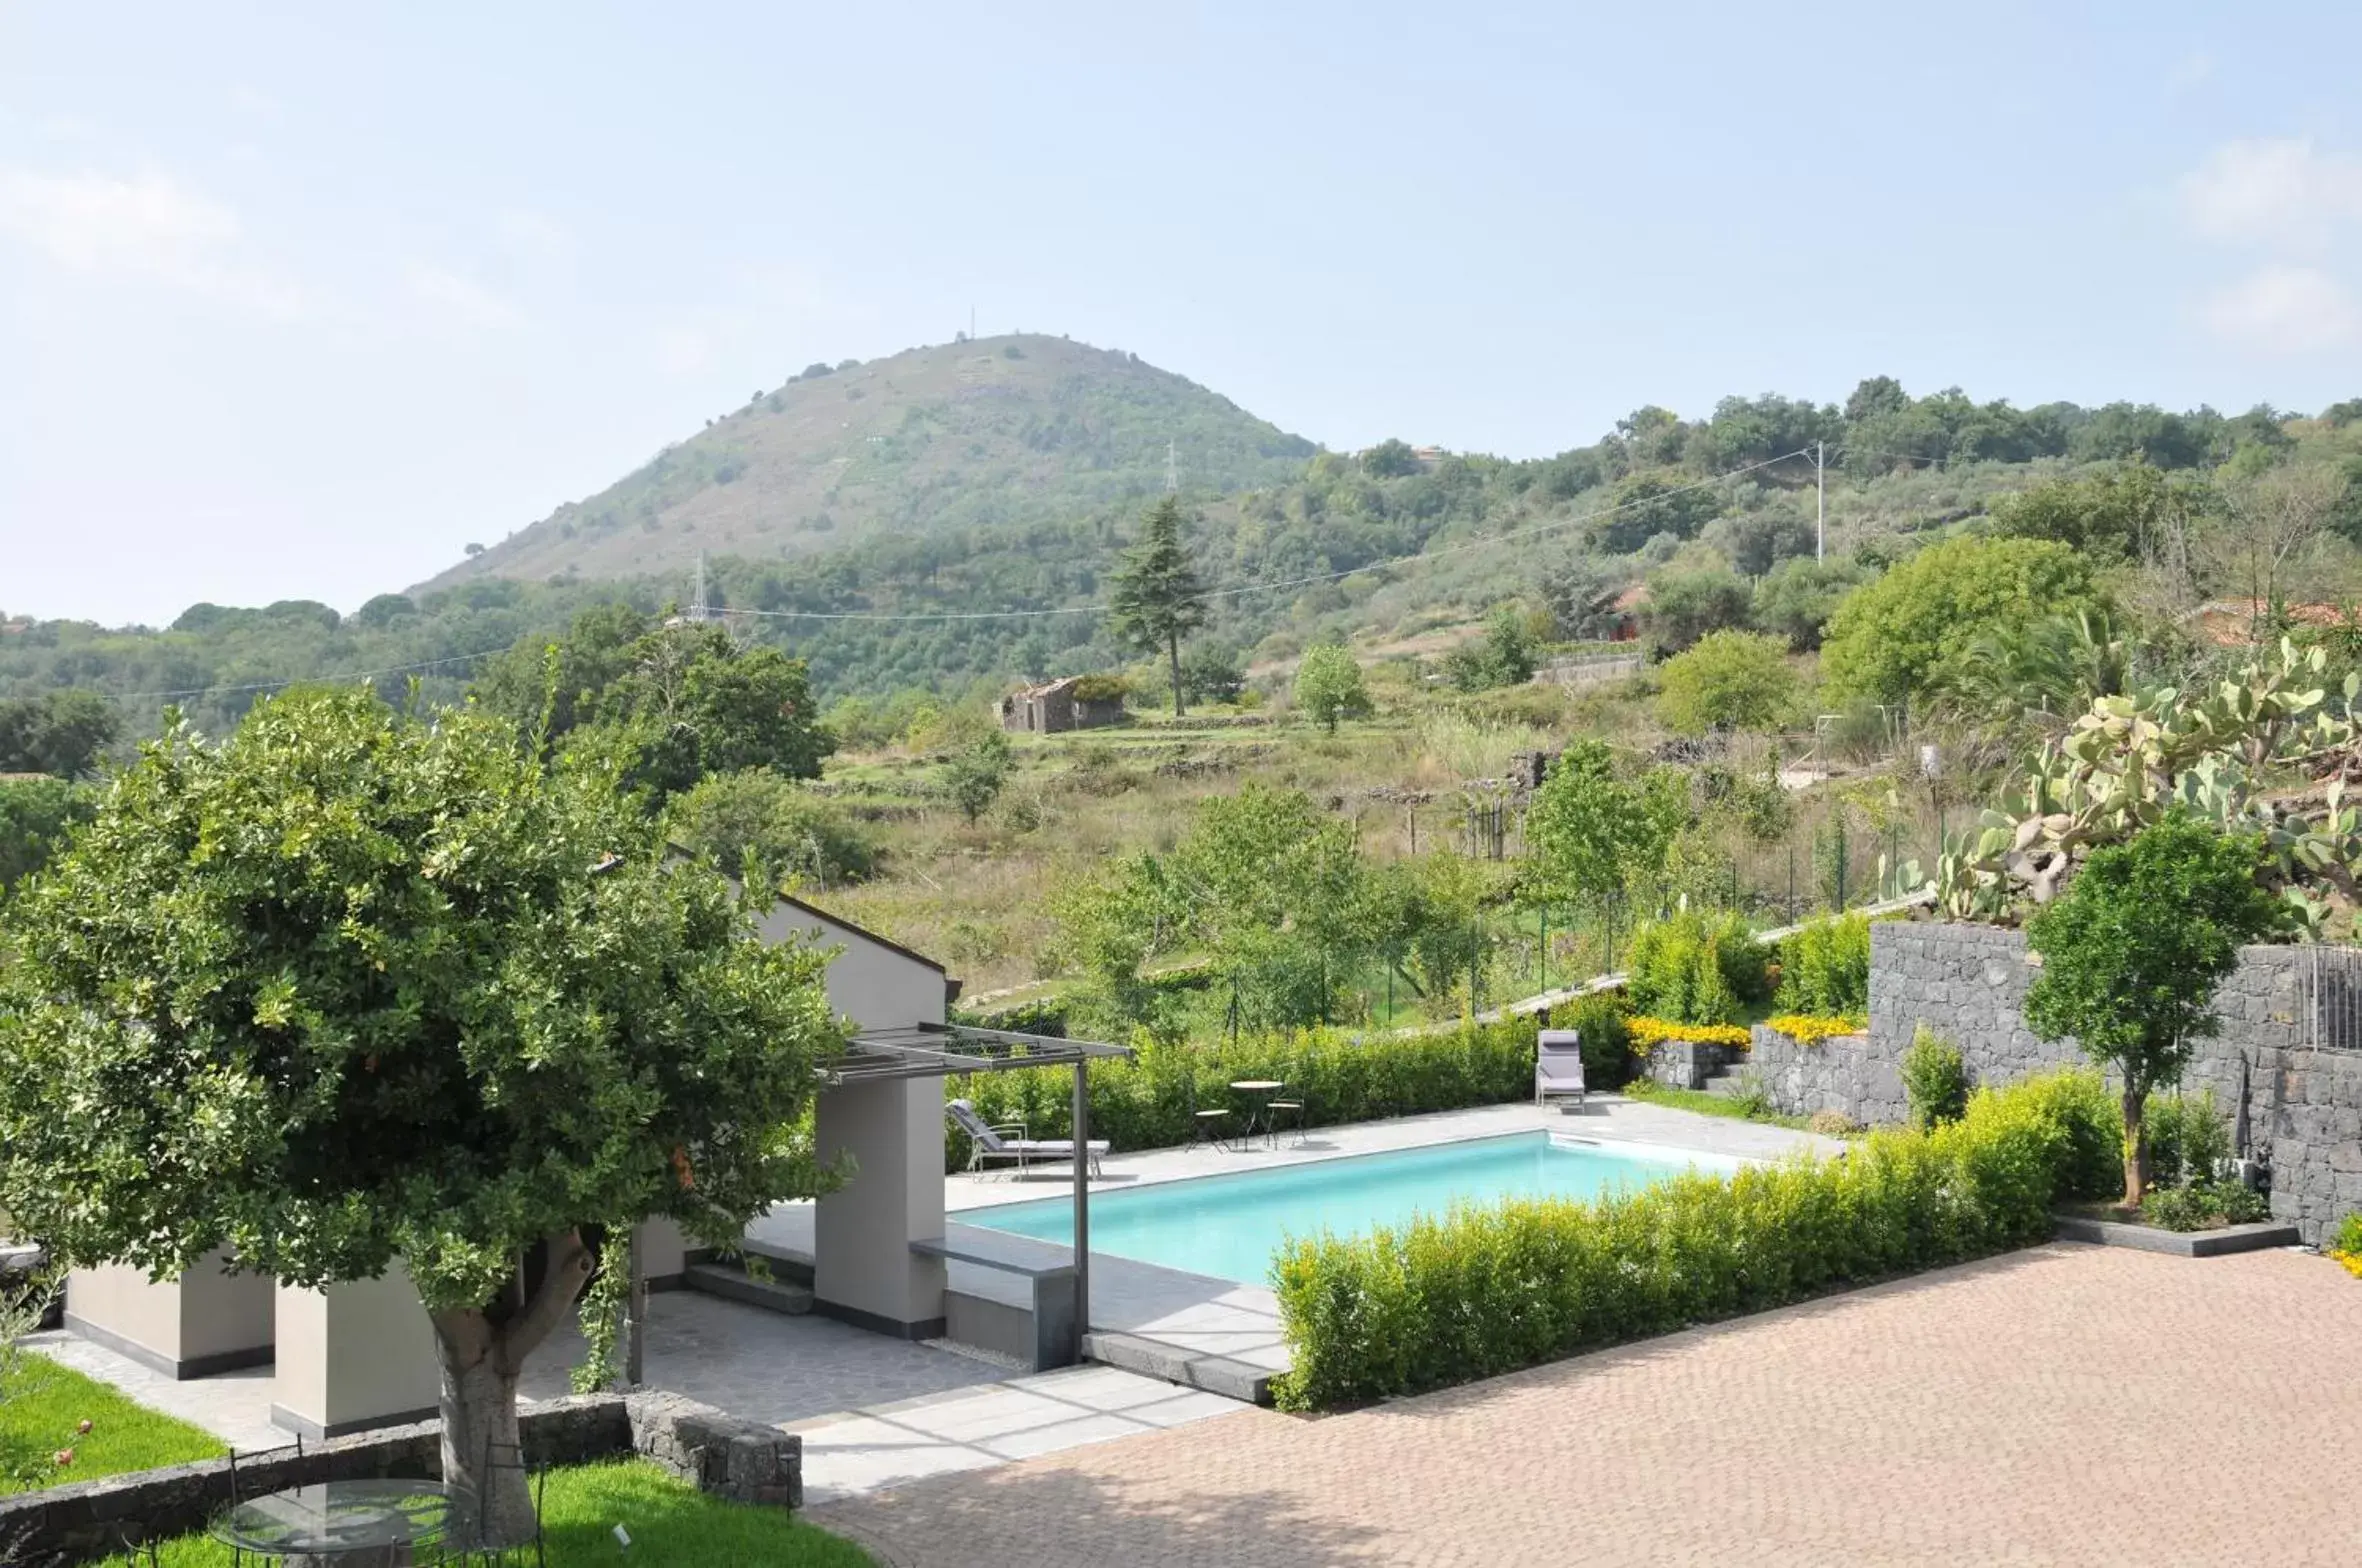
[813, 1244, 2362, 1567]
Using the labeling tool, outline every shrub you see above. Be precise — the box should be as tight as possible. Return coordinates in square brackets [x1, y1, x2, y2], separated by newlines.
[2330, 1213, 2362, 1279]
[2141, 1181, 2267, 1232]
[1774, 912, 1871, 1015]
[1807, 1108, 1859, 1137]
[1899, 1027, 1969, 1130]
[1558, 990, 1630, 1088]
[1624, 910, 1768, 1027]
[1655, 630, 1799, 736]
[2144, 1089, 2233, 1190]
[1272, 1069, 2118, 1409]
[1997, 1068, 2124, 1203]
[946, 1016, 1537, 1172]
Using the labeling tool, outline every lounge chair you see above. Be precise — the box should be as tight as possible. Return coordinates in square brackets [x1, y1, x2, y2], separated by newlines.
[1535, 1029, 1586, 1109]
[946, 1098, 1109, 1178]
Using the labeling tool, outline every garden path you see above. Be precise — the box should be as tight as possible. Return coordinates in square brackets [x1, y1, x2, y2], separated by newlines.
[814, 1243, 2362, 1567]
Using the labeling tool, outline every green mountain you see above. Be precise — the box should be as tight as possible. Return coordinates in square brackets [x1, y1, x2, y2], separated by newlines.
[416, 334, 1318, 591]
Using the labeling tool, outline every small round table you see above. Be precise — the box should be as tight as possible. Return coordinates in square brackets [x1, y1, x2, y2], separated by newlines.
[211, 1478, 462, 1567]
[1229, 1079, 1284, 1149]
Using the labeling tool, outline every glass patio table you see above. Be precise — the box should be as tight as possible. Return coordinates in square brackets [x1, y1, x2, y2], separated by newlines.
[211, 1477, 464, 1565]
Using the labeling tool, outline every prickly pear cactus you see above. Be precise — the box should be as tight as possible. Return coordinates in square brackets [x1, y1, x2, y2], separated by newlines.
[1936, 640, 2362, 926]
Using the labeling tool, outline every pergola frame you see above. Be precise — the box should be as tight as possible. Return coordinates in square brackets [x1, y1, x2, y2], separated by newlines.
[833, 1022, 1133, 1357]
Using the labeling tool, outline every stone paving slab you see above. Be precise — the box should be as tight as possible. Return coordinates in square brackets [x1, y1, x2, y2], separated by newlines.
[791, 1363, 1235, 1504]
[813, 1244, 2362, 1567]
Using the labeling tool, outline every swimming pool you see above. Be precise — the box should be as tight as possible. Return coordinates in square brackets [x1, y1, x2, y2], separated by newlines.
[961, 1133, 1733, 1286]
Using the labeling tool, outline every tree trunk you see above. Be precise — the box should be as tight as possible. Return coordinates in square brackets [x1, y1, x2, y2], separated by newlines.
[2120, 1089, 2149, 1210]
[430, 1230, 593, 1552]
[1168, 631, 1185, 718]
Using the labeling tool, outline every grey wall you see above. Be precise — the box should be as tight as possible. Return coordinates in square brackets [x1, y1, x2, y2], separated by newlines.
[1749, 921, 2362, 1245]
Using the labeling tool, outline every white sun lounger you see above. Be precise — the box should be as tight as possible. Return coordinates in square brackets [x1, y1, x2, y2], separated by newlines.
[947, 1098, 1110, 1178]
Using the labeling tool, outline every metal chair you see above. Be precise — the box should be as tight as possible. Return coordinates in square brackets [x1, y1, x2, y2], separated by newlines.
[223, 1435, 303, 1567]
[1265, 1091, 1307, 1148]
[109, 1525, 157, 1565]
[453, 1437, 546, 1567]
[1191, 1107, 1231, 1150]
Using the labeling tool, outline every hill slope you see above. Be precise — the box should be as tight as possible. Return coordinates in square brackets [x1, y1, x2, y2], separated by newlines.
[418, 334, 1318, 590]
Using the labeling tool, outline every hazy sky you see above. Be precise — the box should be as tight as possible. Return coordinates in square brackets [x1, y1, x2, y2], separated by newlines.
[5, 3, 2360, 626]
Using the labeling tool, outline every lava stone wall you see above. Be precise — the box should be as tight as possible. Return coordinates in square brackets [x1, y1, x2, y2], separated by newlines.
[1748, 921, 2362, 1244]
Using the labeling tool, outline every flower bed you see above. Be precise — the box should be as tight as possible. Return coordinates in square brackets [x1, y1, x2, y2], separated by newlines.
[1761, 1013, 1868, 1045]
[1269, 1069, 2121, 1411]
[1624, 1016, 1752, 1050]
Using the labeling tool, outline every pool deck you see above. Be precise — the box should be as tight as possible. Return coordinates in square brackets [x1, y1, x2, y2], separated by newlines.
[751, 1093, 1841, 1400]
[34, 1096, 1831, 1504]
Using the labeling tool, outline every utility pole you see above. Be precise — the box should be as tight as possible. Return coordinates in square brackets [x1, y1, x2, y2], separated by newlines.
[1815, 440, 1826, 562]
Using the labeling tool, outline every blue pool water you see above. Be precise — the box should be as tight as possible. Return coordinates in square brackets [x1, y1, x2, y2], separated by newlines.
[962, 1133, 1727, 1286]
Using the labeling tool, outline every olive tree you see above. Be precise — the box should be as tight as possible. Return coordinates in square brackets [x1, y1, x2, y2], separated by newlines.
[0, 689, 843, 1534]
[2023, 813, 2282, 1207]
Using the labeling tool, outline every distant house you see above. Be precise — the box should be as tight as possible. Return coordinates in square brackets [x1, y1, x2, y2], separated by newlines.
[999, 675, 1127, 734]
[1579, 584, 1648, 643]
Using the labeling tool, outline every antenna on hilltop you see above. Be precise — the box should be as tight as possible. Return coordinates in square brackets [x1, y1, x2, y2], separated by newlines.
[1166, 439, 1179, 493]
[691, 550, 710, 623]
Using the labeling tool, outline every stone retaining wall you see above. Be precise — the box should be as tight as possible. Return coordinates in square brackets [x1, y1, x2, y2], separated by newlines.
[1640, 1038, 1744, 1090]
[1754, 920, 2362, 1245]
[1745, 1025, 1883, 1122]
[0, 1390, 801, 1565]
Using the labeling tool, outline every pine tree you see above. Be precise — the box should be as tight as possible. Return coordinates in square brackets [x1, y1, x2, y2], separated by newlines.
[1108, 496, 1207, 717]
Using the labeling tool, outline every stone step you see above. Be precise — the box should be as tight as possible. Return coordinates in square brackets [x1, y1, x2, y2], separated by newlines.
[1082, 1331, 1273, 1407]
[683, 1260, 814, 1316]
[1700, 1072, 1751, 1098]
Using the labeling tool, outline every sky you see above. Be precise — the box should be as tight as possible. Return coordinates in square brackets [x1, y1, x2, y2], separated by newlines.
[4, 3, 2361, 627]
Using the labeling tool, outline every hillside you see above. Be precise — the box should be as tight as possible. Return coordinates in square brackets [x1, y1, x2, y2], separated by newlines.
[417, 334, 1318, 591]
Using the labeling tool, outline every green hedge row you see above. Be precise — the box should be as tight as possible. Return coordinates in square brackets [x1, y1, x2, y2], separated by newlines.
[1270, 1068, 2120, 1411]
[945, 1016, 1538, 1172]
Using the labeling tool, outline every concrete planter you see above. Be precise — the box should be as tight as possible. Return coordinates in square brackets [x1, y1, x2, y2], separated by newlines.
[2052, 1213, 2303, 1258]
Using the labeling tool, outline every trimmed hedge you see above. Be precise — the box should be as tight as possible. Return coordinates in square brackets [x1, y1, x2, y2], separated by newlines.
[945, 1017, 1538, 1172]
[1270, 1068, 2120, 1411]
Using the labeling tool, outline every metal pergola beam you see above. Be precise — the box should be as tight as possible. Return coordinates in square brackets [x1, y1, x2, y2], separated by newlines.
[831, 1021, 1132, 1084]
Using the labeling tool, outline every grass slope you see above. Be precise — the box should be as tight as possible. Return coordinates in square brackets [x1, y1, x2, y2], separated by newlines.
[419, 333, 1316, 591]
[0, 1353, 225, 1495]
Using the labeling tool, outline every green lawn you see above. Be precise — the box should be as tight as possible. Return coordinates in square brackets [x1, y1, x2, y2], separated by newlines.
[1621, 1076, 1817, 1132]
[133, 1459, 873, 1567]
[0, 1352, 226, 1495]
